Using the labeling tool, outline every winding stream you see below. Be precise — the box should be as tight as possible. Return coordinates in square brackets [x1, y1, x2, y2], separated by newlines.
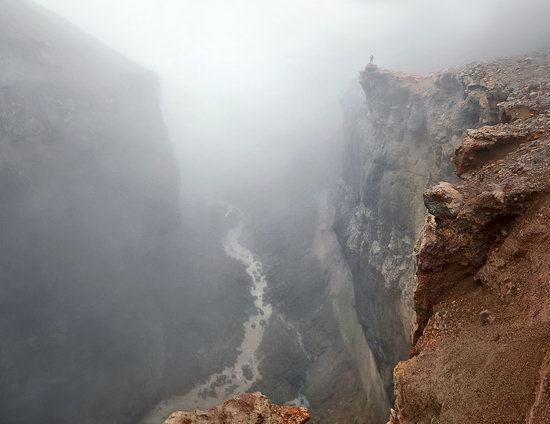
[140, 204, 273, 423]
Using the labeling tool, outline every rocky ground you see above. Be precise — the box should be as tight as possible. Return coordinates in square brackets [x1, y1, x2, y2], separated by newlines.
[390, 52, 550, 423]
[162, 393, 310, 424]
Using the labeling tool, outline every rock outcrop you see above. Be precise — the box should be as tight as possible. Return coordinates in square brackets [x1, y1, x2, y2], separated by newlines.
[0, 1, 250, 423]
[163, 393, 310, 424]
[336, 52, 550, 422]
[389, 53, 550, 423]
[335, 59, 496, 406]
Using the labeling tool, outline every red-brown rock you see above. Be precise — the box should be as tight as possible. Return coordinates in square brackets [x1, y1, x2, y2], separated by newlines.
[163, 393, 310, 424]
[390, 52, 550, 424]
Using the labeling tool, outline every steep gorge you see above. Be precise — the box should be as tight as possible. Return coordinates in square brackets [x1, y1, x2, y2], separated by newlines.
[162, 52, 550, 423]
[334, 58, 497, 406]
[2, 1, 549, 422]
[390, 53, 550, 424]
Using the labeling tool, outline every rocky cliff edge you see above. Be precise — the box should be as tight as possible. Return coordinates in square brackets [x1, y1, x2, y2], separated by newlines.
[390, 53, 550, 423]
[162, 393, 310, 424]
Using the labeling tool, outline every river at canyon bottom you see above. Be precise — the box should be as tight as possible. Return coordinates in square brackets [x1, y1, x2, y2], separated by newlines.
[140, 204, 274, 423]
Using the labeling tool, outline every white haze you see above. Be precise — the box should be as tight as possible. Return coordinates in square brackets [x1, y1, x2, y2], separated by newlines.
[34, 0, 550, 200]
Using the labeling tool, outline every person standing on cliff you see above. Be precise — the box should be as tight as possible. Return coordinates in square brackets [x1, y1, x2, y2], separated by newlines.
[370, 54, 374, 64]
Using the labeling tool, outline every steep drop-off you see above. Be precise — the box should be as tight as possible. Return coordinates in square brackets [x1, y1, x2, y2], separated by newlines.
[0, 1, 250, 423]
[390, 53, 550, 424]
[335, 60, 490, 405]
[335, 52, 550, 421]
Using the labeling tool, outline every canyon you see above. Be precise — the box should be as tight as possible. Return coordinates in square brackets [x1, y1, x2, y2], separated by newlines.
[0, 1, 549, 423]
[391, 53, 550, 423]
[166, 53, 550, 423]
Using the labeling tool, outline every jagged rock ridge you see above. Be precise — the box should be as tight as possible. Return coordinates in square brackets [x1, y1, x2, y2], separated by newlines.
[0, 0, 178, 421]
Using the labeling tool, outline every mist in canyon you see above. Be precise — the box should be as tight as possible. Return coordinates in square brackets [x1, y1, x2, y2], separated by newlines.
[34, 0, 550, 200]
[2, 0, 550, 423]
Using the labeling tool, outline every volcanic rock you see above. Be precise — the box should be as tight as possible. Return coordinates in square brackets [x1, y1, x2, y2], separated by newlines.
[163, 393, 310, 424]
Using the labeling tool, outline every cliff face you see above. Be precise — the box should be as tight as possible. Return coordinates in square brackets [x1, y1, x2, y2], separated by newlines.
[335, 61, 491, 404]
[243, 70, 447, 420]
[390, 54, 550, 423]
[335, 52, 549, 420]
[0, 2, 253, 423]
[160, 52, 550, 424]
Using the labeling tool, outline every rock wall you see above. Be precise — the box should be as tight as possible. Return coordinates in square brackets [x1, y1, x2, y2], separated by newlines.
[313, 192, 389, 423]
[0, 2, 175, 422]
[390, 53, 550, 424]
[334, 54, 530, 412]
[0, 1, 250, 423]
[244, 54, 503, 421]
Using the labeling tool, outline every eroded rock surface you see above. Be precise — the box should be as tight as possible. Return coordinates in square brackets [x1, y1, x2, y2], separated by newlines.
[163, 393, 310, 424]
[390, 52, 550, 423]
[334, 53, 542, 409]
[0, 2, 251, 423]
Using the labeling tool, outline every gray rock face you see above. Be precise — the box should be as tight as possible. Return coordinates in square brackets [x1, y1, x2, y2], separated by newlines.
[0, 1, 180, 422]
[0, 2, 254, 424]
[333, 63, 501, 404]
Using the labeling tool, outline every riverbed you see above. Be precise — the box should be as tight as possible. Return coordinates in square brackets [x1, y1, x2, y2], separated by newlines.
[139, 204, 273, 423]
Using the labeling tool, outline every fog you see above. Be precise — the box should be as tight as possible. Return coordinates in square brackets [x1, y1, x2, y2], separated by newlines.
[3, 1, 550, 423]
[33, 0, 550, 202]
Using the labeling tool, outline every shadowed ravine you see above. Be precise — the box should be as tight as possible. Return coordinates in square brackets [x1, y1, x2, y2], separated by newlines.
[140, 204, 273, 423]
